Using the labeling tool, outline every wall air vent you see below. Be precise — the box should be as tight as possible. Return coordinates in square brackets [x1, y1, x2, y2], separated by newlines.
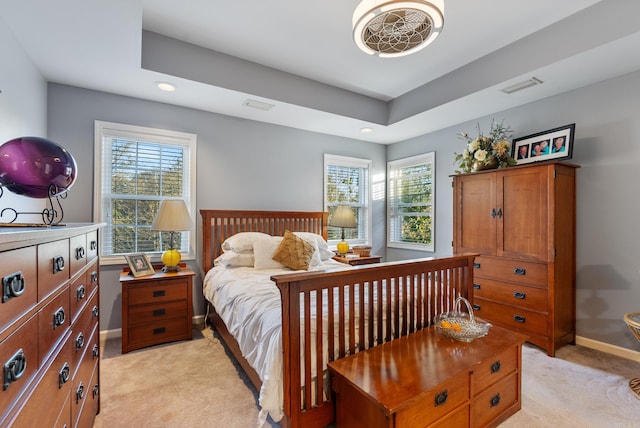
[243, 99, 275, 111]
[501, 77, 543, 94]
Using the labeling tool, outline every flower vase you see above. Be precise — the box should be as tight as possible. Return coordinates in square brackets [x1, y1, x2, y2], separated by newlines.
[471, 157, 498, 172]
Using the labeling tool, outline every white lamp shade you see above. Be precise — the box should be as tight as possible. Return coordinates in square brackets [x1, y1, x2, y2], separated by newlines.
[329, 206, 357, 228]
[151, 199, 193, 231]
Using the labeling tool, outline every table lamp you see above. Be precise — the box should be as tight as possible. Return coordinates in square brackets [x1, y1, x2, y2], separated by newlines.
[329, 206, 357, 256]
[151, 199, 193, 272]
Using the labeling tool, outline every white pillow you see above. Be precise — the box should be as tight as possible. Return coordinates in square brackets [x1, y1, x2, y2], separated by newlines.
[253, 237, 286, 270]
[293, 232, 334, 261]
[214, 252, 254, 267]
[221, 232, 271, 253]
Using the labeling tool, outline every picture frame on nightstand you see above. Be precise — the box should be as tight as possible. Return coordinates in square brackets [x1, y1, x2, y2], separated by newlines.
[124, 253, 155, 277]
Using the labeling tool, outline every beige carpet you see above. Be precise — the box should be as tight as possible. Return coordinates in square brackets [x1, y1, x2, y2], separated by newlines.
[95, 326, 640, 427]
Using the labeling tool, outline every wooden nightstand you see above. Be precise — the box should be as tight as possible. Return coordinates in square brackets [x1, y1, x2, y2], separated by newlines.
[332, 255, 382, 266]
[120, 263, 194, 353]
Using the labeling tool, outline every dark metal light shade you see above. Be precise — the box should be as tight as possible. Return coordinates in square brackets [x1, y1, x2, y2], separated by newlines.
[0, 137, 77, 198]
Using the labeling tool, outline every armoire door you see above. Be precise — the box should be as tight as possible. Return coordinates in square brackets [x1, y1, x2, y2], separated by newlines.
[453, 172, 497, 255]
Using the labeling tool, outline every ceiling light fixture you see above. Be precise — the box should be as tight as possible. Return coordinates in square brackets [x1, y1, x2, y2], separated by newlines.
[243, 99, 275, 111]
[361, 127, 374, 133]
[155, 81, 176, 92]
[352, 0, 444, 58]
[501, 77, 543, 94]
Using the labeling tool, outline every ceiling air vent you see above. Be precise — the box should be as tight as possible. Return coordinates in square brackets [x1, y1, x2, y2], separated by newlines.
[243, 99, 275, 111]
[501, 77, 543, 94]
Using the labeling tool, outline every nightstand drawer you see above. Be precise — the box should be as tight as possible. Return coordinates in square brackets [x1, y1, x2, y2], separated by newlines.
[128, 280, 187, 305]
[128, 318, 190, 349]
[472, 278, 547, 312]
[128, 300, 188, 326]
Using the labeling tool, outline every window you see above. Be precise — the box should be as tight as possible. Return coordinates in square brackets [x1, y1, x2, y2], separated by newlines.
[94, 121, 196, 263]
[324, 154, 371, 246]
[387, 152, 435, 251]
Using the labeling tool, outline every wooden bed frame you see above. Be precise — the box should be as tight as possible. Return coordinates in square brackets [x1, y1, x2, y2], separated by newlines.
[200, 210, 476, 428]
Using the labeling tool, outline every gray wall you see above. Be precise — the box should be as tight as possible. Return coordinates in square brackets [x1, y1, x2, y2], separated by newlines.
[46, 83, 387, 332]
[387, 69, 640, 350]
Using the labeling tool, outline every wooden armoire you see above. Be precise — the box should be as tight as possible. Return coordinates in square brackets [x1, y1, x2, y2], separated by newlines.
[453, 161, 578, 356]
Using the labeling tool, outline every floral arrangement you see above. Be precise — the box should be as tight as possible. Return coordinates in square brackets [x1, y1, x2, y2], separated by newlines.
[454, 119, 517, 173]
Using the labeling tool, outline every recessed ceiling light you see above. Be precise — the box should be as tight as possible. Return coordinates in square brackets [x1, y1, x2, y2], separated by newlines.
[155, 81, 176, 92]
[243, 99, 275, 111]
[361, 127, 373, 133]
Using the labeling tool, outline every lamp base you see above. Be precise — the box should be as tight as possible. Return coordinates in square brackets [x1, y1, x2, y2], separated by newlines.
[161, 249, 182, 273]
[162, 265, 181, 273]
[336, 240, 350, 256]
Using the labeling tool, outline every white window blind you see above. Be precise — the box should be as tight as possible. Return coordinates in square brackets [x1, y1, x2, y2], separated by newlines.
[94, 121, 196, 263]
[387, 152, 435, 251]
[324, 154, 371, 246]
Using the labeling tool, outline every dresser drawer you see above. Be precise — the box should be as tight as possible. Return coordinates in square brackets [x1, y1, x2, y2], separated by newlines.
[471, 372, 519, 427]
[472, 345, 518, 392]
[72, 339, 99, 428]
[128, 317, 190, 350]
[128, 279, 188, 305]
[69, 233, 88, 277]
[128, 300, 188, 326]
[71, 291, 99, 373]
[0, 314, 38, 413]
[473, 298, 547, 336]
[75, 359, 100, 428]
[38, 239, 70, 300]
[38, 287, 70, 366]
[472, 278, 547, 312]
[70, 269, 89, 323]
[474, 256, 547, 287]
[0, 246, 38, 336]
[395, 370, 470, 427]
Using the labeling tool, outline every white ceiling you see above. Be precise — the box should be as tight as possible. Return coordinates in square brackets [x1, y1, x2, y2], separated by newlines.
[2, 0, 640, 143]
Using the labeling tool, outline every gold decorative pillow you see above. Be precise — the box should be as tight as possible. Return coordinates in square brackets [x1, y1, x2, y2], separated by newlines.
[272, 230, 315, 270]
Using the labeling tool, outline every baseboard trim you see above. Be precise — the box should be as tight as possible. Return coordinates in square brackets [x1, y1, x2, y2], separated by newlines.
[100, 315, 207, 343]
[576, 335, 640, 363]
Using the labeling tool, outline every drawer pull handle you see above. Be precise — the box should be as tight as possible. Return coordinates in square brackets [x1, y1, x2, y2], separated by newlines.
[473, 283, 481, 290]
[472, 304, 481, 311]
[490, 393, 501, 407]
[153, 290, 166, 298]
[3, 349, 27, 390]
[75, 246, 85, 260]
[53, 307, 66, 330]
[514, 315, 526, 323]
[2, 271, 25, 303]
[153, 327, 166, 335]
[76, 332, 85, 350]
[90, 240, 98, 251]
[59, 362, 70, 388]
[76, 382, 85, 403]
[93, 383, 100, 399]
[513, 291, 526, 300]
[473, 262, 481, 269]
[53, 256, 65, 274]
[491, 361, 501, 373]
[92, 305, 99, 318]
[513, 267, 526, 275]
[91, 271, 98, 284]
[93, 344, 100, 358]
[77, 285, 86, 301]
[434, 390, 448, 407]
[153, 308, 166, 317]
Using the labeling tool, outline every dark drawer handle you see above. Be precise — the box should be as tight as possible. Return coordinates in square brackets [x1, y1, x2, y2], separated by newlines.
[514, 315, 526, 323]
[90, 240, 98, 251]
[473, 283, 481, 290]
[3, 349, 27, 390]
[473, 262, 481, 269]
[153, 308, 166, 317]
[153, 327, 166, 335]
[490, 393, 501, 407]
[75, 246, 85, 260]
[153, 290, 166, 298]
[53, 256, 65, 274]
[472, 304, 481, 311]
[491, 361, 501, 373]
[93, 344, 100, 358]
[91, 271, 98, 284]
[513, 291, 526, 300]
[513, 267, 526, 275]
[76, 332, 85, 350]
[92, 305, 99, 318]
[53, 307, 66, 330]
[2, 271, 25, 303]
[434, 390, 448, 407]
[59, 362, 70, 388]
[76, 382, 85, 403]
[77, 285, 86, 301]
[93, 383, 100, 399]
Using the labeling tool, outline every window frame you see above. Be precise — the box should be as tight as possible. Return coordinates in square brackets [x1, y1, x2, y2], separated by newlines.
[323, 154, 372, 248]
[93, 120, 197, 265]
[387, 152, 435, 252]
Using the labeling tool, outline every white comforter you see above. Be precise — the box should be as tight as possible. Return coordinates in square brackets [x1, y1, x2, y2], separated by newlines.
[202, 259, 350, 425]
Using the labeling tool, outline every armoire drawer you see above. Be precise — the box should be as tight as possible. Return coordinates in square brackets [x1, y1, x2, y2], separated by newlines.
[472, 298, 547, 337]
[474, 256, 548, 287]
[472, 278, 547, 312]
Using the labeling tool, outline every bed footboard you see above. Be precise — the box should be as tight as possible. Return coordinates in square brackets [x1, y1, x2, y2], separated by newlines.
[271, 254, 477, 428]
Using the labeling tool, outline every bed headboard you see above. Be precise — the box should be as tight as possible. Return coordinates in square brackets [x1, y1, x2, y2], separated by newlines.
[200, 210, 329, 273]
